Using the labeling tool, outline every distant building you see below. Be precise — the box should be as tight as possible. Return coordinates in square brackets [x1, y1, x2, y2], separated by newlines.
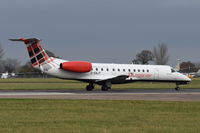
[1, 72, 9, 79]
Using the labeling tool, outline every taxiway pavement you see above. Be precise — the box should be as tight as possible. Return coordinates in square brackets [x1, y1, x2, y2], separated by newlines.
[0, 89, 200, 101]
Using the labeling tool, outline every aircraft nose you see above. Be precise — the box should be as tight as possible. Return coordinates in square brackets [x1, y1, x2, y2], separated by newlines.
[183, 75, 192, 82]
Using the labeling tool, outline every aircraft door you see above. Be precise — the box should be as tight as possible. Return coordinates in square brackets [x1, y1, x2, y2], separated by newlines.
[154, 69, 159, 80]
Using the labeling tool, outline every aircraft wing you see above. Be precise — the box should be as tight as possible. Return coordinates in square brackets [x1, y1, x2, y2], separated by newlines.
[95, 75, 129, 84]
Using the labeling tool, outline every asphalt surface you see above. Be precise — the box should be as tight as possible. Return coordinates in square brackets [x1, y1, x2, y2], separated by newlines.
[0, 89, 200, 101]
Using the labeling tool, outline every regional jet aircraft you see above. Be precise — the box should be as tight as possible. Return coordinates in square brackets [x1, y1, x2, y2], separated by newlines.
[10, 38, 191, 91]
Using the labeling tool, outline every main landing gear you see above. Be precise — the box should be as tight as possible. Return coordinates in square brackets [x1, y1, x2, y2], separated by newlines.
[101, 82, 112, 91]
[85, 82, 112, 91]
[86, 83, 94, 91]
[101, 85, 111, 91]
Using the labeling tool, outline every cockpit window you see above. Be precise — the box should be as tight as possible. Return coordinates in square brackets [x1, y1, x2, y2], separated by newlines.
[171, 68, 176, 73]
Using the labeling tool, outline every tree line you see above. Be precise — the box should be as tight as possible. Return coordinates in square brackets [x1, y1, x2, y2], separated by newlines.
[132, 43, 169, 65]
[0, 41, 57, 73]
[0, 41, 199, 73]
[132, 43, 200, 73]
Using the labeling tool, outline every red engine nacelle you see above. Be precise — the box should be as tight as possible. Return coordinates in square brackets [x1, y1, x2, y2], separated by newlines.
[60, 61, 92, 73]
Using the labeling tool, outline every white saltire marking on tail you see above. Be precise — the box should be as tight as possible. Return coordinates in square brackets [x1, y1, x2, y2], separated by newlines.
[10, 38, 51, 67]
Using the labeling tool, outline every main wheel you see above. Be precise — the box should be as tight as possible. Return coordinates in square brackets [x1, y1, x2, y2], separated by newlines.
[101, 85, 109, 91]
[175, 87, 180, 91]
[86, 85, 94, 91]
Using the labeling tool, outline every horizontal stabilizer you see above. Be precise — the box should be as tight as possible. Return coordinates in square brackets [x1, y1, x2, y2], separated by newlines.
[9, 38, 40, 44]
[9, 38, 25, 42]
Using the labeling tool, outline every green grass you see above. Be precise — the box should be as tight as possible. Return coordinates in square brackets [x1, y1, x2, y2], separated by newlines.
[0, 78, 199, 90]
[0, 99, 200, 133]
[0, 78, 85, 90]
[0, 79, 199, 132]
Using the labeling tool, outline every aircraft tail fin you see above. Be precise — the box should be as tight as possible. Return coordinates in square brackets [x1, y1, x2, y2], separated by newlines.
[9, 38, 51, 67]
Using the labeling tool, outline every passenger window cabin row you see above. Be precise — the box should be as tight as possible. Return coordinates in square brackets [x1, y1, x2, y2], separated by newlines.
[93, 68, 150, 73]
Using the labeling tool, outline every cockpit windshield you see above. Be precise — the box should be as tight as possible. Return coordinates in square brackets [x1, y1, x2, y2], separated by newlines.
[171, 68, 176, 73]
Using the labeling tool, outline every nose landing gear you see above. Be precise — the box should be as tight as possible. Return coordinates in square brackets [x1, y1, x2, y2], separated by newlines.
[175, 83, 181, 91]
[175, 82, 186, 91]
[175, 85, 180, 91]
[175, 81, 189, 91]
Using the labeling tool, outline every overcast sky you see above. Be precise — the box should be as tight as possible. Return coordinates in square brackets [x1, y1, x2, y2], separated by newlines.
[0, 0, 200, 66]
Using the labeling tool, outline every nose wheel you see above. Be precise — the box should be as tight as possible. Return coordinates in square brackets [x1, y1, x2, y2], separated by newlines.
[175, 86, 180, 91]
[175, 83, 180, 91]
